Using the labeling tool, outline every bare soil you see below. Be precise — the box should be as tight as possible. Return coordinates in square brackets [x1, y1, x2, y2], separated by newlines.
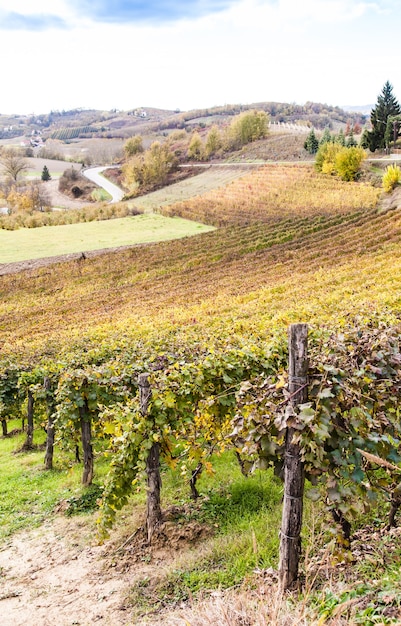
[0, 516, 131, 626]
[0, 512, 209, 626]
[2, 513, 401, 626]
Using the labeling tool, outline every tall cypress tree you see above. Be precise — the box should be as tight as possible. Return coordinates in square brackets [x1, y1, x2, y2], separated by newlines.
[367, 81, 401, 152]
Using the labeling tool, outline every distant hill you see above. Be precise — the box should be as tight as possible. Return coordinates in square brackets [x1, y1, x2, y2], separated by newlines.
[0, 101, 368, 145]
[341, 104, 374, 115]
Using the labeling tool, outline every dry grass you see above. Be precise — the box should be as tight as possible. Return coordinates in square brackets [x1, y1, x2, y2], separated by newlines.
[142, 586, 308, 626]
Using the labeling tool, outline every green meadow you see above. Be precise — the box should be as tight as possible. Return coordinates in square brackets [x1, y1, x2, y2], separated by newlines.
[0, 213, 215, 263]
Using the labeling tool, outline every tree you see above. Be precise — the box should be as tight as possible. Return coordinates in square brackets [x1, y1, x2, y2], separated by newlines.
[0, 147, 28, 181]
[226, 110, 269, 150]
[315, 142, 342, 175]
[346, 131, 357, 147]
[359, 129, 370, 149]
[335, 129, 346, 146]
[366, 81, 401, 152]
[303, 128, 319, 154]
[124, 135, 144, 158]
[122, 141, 178, 191]
[315, 143, 366, 181]
[41, 165, 51, 181]
[6, 187, 31, 213]
[187, 132, 205, 161]
[204, 125, 222, 158]
[5, 181, 51, 213]
[319, 127, 332, 145]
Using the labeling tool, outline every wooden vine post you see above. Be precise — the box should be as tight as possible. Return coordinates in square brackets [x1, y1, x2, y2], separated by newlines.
[44, 377, 56, 470]
[79, 394, 93, 486]
[23, 388, 34, 450]
[279, 323, 308, 591]
[139, 373, 162, 544]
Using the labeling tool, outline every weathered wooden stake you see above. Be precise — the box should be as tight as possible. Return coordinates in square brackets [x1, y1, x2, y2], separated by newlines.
[279, 323, 308, 591]
[23, 388, 34, 449]
[80, 399, 93, 486]
[139, 373, 162, 544]
[44, 377, 56, 470]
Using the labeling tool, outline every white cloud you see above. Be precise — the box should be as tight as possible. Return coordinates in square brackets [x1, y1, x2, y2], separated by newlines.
[0, 0, 398, 113]
[275, 0, 377, 22]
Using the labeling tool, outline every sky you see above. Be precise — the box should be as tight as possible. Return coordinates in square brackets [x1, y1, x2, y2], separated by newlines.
[0, 0, 400, 115]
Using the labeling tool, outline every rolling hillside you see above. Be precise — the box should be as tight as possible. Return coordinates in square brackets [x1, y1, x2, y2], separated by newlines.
[0, 162, 392, 354]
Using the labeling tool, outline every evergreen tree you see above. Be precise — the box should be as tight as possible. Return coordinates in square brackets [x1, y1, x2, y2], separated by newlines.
[346, 131, 358, 147]
[303, 128, 319, 154]
[41, 165, 51, 181]
[359, 129, 370, 149]
[336, 129, 346, 146]
[366, 81, 401, 152]
[320, 127, 332, 146]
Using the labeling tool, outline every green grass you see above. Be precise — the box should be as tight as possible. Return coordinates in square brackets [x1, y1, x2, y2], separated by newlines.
[127, 453, 284, 617]
[0, 422, 108, 539]
[91, 188, 112, 202]
[2, 426, 401, 624]
[0, 213, 215, 263]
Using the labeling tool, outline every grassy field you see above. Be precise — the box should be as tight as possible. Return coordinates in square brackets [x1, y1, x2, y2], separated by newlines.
[0, 213, 215, 263]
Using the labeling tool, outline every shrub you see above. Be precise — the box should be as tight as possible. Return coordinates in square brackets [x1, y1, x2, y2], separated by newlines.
[315, 142, 342, 175]
[382, 163, 401, 192]
[0, 201, 141, 230]
[58, 166, 81, 192]
[335, 146, 366, 181]
[316, 144, 366, 181]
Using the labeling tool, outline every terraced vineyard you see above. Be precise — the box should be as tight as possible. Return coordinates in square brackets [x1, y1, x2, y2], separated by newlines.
[0, 163, 387, 350]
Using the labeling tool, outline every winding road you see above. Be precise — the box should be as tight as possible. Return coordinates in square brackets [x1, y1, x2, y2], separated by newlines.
[82, 166, 125, 203]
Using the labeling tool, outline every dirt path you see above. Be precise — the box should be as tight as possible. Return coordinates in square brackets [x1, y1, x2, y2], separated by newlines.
[0, 517, 134, 626]
[0, 512, 210, 626]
